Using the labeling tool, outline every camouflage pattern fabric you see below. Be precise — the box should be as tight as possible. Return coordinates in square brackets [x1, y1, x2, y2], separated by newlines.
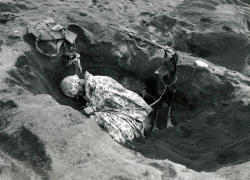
[84, 71, 152, 143]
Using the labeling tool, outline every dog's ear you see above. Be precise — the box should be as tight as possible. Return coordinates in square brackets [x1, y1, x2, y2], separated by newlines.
[170, 53, 178, 66]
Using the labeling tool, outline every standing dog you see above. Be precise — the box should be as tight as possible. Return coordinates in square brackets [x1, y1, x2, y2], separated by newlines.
[154, 53, 178, 129]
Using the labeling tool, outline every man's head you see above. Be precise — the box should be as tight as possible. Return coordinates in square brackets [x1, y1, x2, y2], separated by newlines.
[60, 74, 84, 98]
[154, 53, 178, 83]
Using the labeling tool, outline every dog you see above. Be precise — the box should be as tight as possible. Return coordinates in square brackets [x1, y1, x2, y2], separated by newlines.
[153, 52, 179, 129]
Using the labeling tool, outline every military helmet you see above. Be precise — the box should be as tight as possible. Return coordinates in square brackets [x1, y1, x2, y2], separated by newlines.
[60, 74, 80, 98]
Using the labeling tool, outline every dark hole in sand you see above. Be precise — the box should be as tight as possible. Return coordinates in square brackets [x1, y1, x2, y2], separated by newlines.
[5, 30, 250, 173]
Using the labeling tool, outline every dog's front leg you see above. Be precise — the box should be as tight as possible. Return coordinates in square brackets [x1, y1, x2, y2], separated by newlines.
[152, 110, 159, 131]
[166, 105, 174, 128]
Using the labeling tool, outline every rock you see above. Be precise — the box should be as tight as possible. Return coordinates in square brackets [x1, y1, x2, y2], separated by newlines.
[0, 13, 16, 24]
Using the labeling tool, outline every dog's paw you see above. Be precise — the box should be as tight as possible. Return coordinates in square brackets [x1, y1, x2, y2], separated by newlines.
[167, 121, 174, 128]
[152, 126, 159, 133]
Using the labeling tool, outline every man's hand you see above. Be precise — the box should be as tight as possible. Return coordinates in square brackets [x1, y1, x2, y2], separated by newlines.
[83, 107, 94, 115]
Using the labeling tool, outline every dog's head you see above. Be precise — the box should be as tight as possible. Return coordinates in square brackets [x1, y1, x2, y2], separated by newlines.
[154, 53, 178, 83]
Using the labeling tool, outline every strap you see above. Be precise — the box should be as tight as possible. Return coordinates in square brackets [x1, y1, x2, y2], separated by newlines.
[65, 30, 77, 44]
[35, 38, 64, 57]
[66, 52, 82, 74]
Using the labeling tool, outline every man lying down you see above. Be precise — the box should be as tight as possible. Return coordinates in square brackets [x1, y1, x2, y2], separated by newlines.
[60, 71, 152, 143]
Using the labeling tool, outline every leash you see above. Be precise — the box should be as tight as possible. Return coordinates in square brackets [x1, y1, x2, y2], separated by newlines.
[151, 138, 213, 157]
[97, 76, 178, 114]
[152, 135, 250, 158]
[149, 76, 178, 107]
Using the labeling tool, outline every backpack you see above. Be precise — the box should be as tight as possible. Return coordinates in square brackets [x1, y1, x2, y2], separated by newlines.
[27, 17, 77, 57]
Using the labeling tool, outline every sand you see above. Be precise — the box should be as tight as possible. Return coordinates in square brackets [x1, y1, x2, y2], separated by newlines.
[1, 0, 250, 179]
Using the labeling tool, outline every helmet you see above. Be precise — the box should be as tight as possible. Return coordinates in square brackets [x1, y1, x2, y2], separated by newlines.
[60, 74, 80, 98]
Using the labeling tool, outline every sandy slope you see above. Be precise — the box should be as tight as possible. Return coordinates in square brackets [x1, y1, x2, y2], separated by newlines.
[1, 0, 250, 179]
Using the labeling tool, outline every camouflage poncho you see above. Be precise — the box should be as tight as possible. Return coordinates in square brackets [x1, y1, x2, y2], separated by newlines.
[84, 72, 152, 143]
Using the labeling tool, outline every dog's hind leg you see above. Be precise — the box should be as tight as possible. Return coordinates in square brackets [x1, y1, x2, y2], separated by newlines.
[167, 105, 174, 128]
[152, 110, 159, 132]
